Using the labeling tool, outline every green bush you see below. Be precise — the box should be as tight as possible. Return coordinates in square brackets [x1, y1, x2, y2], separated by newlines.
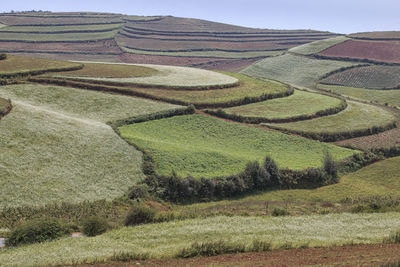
[323, 151, 338, 178]
[128, 184, 150, 200]
[5, 217, 69, 247]
[82, 216, 109, 237]
[124, 204, 156, 226]
[0, 54, 6, 60]
[272, 207, 289, 216]
[177, 240, 246, 258]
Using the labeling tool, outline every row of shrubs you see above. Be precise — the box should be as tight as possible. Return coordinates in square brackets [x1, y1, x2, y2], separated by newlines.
[204, 98, 347, 124]
[0, 53, 6, 60]
[265, 121, 398, 142]
[314, 54, 400, 66]
[30, 77, 295, 109]
[0, 64, 83, 79]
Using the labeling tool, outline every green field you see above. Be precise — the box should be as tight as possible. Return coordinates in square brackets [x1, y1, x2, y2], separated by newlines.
[220, 90, 343, 120]
[0, 55, 81, 76]
[1, 212, 400, 266]
[119, 114, 356, 178]
[264, 101, 396, 135]
[320, 65, 400, 89]
[318, 84, 400, 107]
[0, 97, 10, 116]
[121, 46, 283, 59]
[241, 54, 359, 87]
[0, 30, 118, 41]
[0, 24, 123, 33]
[55, 62, 158, 78]
[0, 84, 180, 207]
[289, 36, 349, 55]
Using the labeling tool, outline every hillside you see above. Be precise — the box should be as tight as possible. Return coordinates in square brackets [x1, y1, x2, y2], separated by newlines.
[0, 11, 339, 70]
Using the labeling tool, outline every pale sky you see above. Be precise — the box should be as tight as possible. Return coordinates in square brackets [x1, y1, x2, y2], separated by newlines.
[1, 0, 399, 34]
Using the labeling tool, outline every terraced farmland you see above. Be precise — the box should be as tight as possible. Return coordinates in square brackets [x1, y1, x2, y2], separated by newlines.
[212, 90, 345, 122]
[319, 39, 400, 64]
[320, 65, 400, 89]
[264, 101, 397, 141]
[289, 36, 349, 55]
[241, 54, 359, 87]
[1, 213, 400, 266]
[349, 31, 400, 40]
[119, 114, 356, 178]
[0, 84, 181, 207]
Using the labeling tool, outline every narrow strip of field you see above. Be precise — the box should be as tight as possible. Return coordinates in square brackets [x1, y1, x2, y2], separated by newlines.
[349, 31, 400, 40]
[119, 114, 356, 178]
[336, 127, 400, 149]
[0, 30, 118, 42]
[264, 101, 397, 140]
[289, 36, 349, 55]
[0, 24, 123, 33]
[241, 54, 358, 87]
[318, 84, 400, 107]
[1, 213, 400, 266]
[216, 90, 344, 122]
[0, 84, 181, 207]
[320, 65, 400, 89]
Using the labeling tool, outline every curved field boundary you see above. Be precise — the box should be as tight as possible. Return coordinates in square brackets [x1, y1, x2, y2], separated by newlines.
[29, 77, 294, 109]
[0, 26, 122, 34]
[54, 63, 239, 89]
[122, 16, 165, 23]
[0, 64, 83, 79]
[205, 93, 348, 124]
[0, 49, 122, 55]
[263, 101, 398, 142]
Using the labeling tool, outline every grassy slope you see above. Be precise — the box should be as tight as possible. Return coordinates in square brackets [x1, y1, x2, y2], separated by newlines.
[221, 90, 342, 119]
[318, 84, 400, 107]
[265, 101, 396, 134]
[119, 114, 356, 178]
[288, 36, 349, 55]
[0, 55, 80, 74]
[1, 213, 400, 266]
[241, 54, 358, 87]
[54, 62, 157, 78]
[0, 84, 180, 207]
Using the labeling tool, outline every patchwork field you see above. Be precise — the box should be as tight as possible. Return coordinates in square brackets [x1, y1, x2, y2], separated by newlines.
[349, 31, 400, 40]
[0, 84, 181, 207]
[0, 30, 119, 42]
[337, 127, 400, 149]
[214, 90, 345, 122]
[119, 114, 356, 178]
[0, 24, 123, 33]
[289, 36, 349, 55]
[1, 213, 400, 266]
[320, 65, 400, 89]
[241, 54, 359, 87]
[264, 101, 397, 140]
[319, 39, 400, 64]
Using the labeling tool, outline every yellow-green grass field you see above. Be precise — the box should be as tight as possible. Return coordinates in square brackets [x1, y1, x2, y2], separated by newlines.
[1, 212, 400, 266]
[54, 62, 158, 78]
[241, 54, 359, 87]
[0, 84, 181, 207]
[119, 114, 356, 178]
[318, 84, 400, 107]
[0, 55, 81, 76]
[220, 90, 343, 120]
[288, 36, 349, 55]
[264, 101, 396, 135]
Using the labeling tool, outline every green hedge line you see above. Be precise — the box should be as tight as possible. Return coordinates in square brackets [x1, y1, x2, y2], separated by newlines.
[204, 98, 347, 124]
[314, 54, 400, 66]
[29, 77, 294, 109]
[0, 64, 83, 79]
[265, 121, 398, 142]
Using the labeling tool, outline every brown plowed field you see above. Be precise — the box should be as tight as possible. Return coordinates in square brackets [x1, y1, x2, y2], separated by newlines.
[77, 244, 400, 267]
[0, 39, 122, 54]
[319, 39, 400, 64]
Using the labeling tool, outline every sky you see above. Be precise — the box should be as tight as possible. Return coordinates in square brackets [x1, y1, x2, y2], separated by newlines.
[1, 0, 400, 34]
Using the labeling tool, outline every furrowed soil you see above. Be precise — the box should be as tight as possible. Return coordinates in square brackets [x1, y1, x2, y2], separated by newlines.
[81, 244, 400, 267]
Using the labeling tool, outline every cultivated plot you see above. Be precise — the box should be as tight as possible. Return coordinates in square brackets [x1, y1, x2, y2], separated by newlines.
[289, 36, 349, 55]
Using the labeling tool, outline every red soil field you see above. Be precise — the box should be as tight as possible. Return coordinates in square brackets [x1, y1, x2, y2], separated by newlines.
[0, 15, 121, 26]
[0, 39, 122, 54]
[118, 53, 229, 66]
[77, 244, 400, 267]
[319, 39, 400, 64]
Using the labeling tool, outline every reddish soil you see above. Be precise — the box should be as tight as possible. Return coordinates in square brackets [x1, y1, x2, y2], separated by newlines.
[118, 53, 228, 66]
[77, 244, 400, 267]
[319, 39, 400, 64]
[0, 39, 122, 54]
[0, 15, 121, 25]
[336, 124, 400, 149]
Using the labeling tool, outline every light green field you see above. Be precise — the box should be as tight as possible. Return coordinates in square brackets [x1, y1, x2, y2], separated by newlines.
[121, 46, 283, 59]
[58, 63, 239, 88]
[0, 24, 123, 33]
[318, 84, 400, 107]
[119, 114, 356, 178]
[0, 84, 181, 207]
[0, 30, 118, 41]
[289, 36, 349, 55]
[221, 90, 343, 120]
[265, 101, 396, 134]
[1, 213, 400, 266]
[241, 54, 359, 87]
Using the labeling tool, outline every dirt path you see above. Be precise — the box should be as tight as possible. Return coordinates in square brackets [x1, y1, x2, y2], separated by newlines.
[78, 244, 400, 267]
